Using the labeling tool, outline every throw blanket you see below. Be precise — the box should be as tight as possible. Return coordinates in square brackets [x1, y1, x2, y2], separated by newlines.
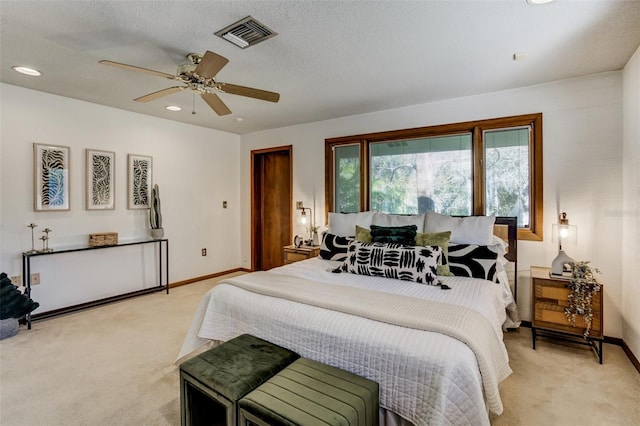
[224, 271, 512, 415]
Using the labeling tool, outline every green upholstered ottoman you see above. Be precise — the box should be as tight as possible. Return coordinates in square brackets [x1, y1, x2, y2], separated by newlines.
[179, 334, 300, 426]
[238, 358, 379, 426]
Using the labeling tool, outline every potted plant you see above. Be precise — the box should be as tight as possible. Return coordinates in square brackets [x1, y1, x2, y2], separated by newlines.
[564, 261, 601, 338]
[149, 184, 164, 239]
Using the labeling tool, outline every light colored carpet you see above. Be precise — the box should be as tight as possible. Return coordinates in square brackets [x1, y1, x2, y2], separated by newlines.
[1, 272, 638, 426]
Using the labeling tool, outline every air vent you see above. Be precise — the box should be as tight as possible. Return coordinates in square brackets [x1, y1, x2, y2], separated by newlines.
[215, 16, 277, 49]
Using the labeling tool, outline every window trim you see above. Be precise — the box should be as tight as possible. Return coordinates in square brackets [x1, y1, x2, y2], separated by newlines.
[325, 113, 543, 241]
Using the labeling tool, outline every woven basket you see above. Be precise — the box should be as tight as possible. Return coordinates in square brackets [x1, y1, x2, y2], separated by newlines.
[88, 232, 118, 247]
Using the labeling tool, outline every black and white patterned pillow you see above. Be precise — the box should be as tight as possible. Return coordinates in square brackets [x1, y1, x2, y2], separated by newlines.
[319, 233, 354, 261]
[448, 244, 499, 282]
[340, 241, 441, 286]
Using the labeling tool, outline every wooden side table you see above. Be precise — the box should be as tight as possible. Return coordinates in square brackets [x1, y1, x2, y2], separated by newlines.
[530, 266, 604, 363]
[282, 245, 320, 265]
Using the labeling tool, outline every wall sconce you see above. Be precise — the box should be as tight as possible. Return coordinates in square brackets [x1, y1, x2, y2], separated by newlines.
[551, 212, 578, 276]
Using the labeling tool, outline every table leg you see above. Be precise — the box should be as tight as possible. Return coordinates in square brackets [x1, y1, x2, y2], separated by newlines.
[532, 327, 537, 350]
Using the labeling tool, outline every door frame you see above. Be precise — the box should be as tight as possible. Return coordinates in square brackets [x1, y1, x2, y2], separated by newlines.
[250, 145, 293, 271]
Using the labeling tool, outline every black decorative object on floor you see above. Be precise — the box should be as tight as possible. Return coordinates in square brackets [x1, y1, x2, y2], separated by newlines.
[0, 272, 39, 320]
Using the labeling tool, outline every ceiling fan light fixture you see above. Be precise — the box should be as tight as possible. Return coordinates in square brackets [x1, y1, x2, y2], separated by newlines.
[12, 66, 41, 76]
[165, 105, 182, 111]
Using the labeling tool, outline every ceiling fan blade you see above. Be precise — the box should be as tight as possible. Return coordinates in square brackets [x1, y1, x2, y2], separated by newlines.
[194, 51, 229, 79]
[201, 93, 232, 116]
[134, 86, 185, 102]
[219, 83, 280, 103]
[99, 60, 175, 79]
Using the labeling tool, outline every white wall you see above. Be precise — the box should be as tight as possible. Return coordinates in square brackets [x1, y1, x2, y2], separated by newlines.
[240, 72, 625, 338]
[622, 46, 640, 359]
[0, 84, 242, 312]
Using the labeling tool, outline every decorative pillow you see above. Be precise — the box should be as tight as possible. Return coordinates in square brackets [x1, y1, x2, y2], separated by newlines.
[447, 244, 499, 282]
[371, 213, 426, 233]
[354, 225, 372, 243]
[416, 231, 452, 276]
[319, 233, 353, 261]
[340, 241, 441, 285]
[424, 212, 495, 245]
[370, 225, 417, 245]
[328, 211, 375, 237]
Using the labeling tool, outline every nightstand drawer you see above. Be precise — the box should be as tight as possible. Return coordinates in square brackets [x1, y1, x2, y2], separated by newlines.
[284, 251, 308, 263]
[282, 245, 320, 265]
[535, 302, 601, 331]
[539, 285, 570, 302]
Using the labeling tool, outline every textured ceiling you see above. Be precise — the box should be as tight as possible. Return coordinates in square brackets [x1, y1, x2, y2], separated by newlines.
[1, 1, 639, 135]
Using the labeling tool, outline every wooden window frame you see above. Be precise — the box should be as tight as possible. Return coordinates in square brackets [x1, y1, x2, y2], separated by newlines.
[325, 113, 543, 241]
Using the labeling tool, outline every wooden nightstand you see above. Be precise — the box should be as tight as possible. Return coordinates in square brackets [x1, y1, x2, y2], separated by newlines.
[530, 266, 604, 363]
[282, 245, 320, 265]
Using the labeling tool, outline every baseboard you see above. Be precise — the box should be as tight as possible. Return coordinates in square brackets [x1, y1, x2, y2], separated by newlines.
[518, 320, 639, 374]
[169, 268, 251, 288]
[622, 340, 640, 374]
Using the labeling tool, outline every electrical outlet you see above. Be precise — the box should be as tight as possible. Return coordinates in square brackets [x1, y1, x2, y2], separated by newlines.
[10, 276, 21, 286]
[201, 248, 207, 256]
[30, 273, 40, 285]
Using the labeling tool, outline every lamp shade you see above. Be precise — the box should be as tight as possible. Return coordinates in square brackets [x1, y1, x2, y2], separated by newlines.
[551, 223, 577, 245]
[551, 212, 577, 246]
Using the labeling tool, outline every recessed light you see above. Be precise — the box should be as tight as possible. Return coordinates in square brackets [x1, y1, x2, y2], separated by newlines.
[165, 105, 182, 111]
[12, 66, 42, 76]
[526, 0, 555, 4]
[234, 117, 244, 122]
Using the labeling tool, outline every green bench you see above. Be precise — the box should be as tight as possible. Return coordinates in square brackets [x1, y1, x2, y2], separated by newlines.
[179, 334, 300, 426]
[238, 358, 379, 426]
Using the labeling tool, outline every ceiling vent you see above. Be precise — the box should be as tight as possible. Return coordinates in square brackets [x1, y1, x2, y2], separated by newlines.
[215, 16, 277, 49]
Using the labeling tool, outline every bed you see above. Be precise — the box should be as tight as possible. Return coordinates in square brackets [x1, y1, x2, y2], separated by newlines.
[178, 214, 520, 426]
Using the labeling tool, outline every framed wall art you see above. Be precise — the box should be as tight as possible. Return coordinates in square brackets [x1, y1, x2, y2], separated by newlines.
[33, 143, 70, 211]
[86, 149, 115, 210]
[127, 154, 152, 209]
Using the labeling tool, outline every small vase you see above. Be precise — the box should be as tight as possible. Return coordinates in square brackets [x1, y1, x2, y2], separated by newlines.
[150, 228, 164, 240]
[312, 231, 319, 246]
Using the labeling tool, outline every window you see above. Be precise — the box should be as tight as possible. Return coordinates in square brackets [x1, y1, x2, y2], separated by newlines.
[325, 113, 543, 241]
[370, 134, 472, 215]
[333, 144, 361, 213]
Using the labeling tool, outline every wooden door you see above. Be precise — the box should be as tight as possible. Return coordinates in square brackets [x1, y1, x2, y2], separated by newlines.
[251, 146, 292, 270]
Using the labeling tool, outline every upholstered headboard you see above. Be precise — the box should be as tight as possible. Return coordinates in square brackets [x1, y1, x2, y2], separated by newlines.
[493, 216, 517, 263]
[493, 216, 518, 299]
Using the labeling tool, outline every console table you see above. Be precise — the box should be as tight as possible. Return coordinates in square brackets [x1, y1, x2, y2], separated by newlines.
[22, 239, 169, 329]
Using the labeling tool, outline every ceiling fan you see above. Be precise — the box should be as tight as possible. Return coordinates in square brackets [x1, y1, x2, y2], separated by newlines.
[99, 50, 279, 116]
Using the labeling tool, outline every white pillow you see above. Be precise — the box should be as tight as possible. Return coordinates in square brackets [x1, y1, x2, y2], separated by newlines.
[328, 211, 375, 237]
[425, 212, 495, 245]
[371, 212, 426, 232]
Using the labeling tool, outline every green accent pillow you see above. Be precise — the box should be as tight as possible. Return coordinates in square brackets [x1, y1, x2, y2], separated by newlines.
[416, 231, 453, 276]
[355, 225, 372, 243]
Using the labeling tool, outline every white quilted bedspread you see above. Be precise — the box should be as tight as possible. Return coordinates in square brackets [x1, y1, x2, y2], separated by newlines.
[178, 258, 516, 426]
